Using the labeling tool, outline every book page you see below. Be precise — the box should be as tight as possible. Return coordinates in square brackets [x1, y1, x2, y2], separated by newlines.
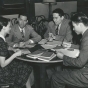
[41, 44, 57, 49]
[47, 40, 62, 46]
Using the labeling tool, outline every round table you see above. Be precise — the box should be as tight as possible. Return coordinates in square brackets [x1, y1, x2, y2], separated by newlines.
[17, 55, 63, 88]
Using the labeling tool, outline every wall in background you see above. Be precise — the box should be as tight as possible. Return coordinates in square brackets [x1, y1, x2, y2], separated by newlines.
[35, 1, 77, 18]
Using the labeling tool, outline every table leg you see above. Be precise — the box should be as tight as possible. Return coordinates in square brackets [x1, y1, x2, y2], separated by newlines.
[39, 64, 46, 88]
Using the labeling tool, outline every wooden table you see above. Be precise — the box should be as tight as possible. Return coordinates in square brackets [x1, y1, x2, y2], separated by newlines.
[17, 55, 63, 88]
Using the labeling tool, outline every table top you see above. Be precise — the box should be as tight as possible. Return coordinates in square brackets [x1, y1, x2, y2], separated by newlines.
[15, 40, 77, 64]
[17, 55, 63, 63]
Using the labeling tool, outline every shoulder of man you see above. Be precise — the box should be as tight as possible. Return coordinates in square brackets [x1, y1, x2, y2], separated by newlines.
[63, 18, 71, 24]
[11, 24, 18, 31]
[25, 24, 34, 30]
[48, 21, 54, 26]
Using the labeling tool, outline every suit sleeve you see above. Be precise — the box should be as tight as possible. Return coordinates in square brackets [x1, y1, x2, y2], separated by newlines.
[44, 25, 50, 38]
[55, 23, 72, 42]
[63, 37, 88, 68]
[29, 27, 42, 43]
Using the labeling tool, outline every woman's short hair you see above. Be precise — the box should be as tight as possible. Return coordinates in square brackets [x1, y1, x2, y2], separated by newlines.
[52, 8, 64, 17]
[0, 16, 10, 31]
[71, 12, 88, 26]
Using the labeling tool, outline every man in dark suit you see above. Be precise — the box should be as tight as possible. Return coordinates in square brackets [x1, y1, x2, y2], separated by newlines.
[6, 13, 41, 47]
[44, 8, 72, 42]
[51, 12, 88, 88]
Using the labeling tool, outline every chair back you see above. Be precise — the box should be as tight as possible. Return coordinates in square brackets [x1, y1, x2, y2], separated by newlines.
[64, 13, 70, 19]
[30, 15, 48, 38]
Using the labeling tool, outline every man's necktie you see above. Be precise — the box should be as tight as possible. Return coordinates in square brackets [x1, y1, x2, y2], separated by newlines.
[21, 30, 24, 38]
[20, 30, 24, 42]
[55, 25, 59, 35]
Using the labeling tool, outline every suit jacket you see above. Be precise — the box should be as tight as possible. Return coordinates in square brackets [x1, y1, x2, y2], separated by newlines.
[6, 24, 41, 46]
[44, 18, 72, 42]
[63, 29, 88, 81]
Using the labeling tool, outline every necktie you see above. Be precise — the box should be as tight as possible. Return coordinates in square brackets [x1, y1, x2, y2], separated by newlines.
[21, 29, 24, 38]
[55, 25, 59, 35]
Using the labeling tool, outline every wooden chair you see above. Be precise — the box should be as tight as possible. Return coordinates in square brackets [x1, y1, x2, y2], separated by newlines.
[30, 15, 48, 38]
[64, 13, 70, 19]
[11, 18, 18, 26]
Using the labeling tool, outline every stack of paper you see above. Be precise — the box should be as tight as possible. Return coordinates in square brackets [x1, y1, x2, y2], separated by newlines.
[47, 40, 62, 46]
[41, 44, 57, 49]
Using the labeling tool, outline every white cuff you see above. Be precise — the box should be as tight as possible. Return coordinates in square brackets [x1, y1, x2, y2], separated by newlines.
[29, 39, 34, 43]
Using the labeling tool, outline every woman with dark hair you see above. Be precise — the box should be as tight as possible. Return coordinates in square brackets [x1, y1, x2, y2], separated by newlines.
[0, 16, 32, 88]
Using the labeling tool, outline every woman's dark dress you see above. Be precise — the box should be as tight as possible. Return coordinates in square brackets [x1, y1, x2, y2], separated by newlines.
[0, 37, 32, 88]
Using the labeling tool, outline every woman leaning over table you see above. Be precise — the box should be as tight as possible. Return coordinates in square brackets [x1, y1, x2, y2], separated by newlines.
[0, 16, 33, 88]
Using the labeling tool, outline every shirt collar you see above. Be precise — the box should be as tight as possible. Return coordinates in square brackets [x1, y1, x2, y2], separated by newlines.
[18, 26, 25, 32]
[0, 34, 6, 42]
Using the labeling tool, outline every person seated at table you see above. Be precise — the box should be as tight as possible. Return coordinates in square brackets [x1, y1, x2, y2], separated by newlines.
[6, 13, 42, 47]
[51, 12, 88, 88]
[44, 8, 72, 42]
[0, 16, 33, 88]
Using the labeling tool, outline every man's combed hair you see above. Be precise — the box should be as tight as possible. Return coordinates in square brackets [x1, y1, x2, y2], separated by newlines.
[18, 13, 27, 18]
[53, 8, 64, 17]
[0, 17, 10, 31]
[71, 12, 88, 26]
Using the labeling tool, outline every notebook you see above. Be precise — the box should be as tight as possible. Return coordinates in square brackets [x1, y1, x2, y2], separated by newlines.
[38, 51, 54, 58]
[38, 54, 56, 62]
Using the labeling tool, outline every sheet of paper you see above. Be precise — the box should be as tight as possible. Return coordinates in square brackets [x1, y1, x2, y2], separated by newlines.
[47, 40, 62, 46]
[56, 48, 80, 58]
[41, 44, 57, 49]
[38, 39, 47, 45]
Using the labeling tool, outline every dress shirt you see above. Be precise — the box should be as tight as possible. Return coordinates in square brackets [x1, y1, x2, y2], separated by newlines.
[19, 26, 34, 43]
